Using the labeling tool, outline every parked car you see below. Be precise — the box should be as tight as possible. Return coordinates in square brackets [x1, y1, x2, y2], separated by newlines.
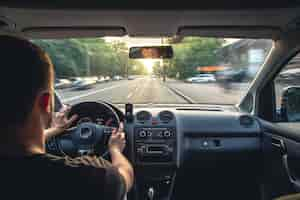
[128, 75, 135, 80]
[73, 79, 96, 90]
[85, 76, 98, 82]
[113, 75, 123, 81]
[185, 74, 216, 83]
[104, 76, 111, 82]
[68, 77, 82, 82]
[97, 76, 106, 83]
[71, 78, 83, 87]
[54, 78, 72, 89]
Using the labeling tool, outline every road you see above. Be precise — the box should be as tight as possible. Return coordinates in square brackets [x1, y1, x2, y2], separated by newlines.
[56, 76, 247, 105]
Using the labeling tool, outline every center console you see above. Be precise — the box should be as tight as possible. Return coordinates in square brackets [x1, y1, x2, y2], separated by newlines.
[133, 126, 177, 200]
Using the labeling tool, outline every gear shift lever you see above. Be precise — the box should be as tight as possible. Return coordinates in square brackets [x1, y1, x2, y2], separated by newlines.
[147, 187, 155, 200]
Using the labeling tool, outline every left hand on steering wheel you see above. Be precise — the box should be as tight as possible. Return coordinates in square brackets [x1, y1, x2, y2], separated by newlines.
[45, 106, 78, 140]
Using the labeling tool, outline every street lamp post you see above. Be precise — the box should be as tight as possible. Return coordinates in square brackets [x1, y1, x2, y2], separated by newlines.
[161, 37, 166, 82]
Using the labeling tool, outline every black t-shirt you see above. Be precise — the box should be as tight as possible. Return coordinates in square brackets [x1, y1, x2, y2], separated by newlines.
[0, 154, 126, 200]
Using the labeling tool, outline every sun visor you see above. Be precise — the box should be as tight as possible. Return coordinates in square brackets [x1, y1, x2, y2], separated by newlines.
[177, 26, 282, 40]
[22, 26, 127, 39]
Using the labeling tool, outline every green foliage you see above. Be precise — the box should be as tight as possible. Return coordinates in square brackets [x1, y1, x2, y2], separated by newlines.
[32, 37, 221, 80]
[168, 37, 223, 79]
[32, 38, 147, 78]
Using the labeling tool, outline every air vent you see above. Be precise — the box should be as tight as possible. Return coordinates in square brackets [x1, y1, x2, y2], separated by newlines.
[159, 111, 174, 123]
[136, 111, 151, 122]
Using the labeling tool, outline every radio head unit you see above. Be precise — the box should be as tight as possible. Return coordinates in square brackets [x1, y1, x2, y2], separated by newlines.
[134, 127, 176, 164]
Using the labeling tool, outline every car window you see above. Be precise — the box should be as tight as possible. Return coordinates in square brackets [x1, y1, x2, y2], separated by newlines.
[32, 37, 271, 106]
[275, 52, 300, 122]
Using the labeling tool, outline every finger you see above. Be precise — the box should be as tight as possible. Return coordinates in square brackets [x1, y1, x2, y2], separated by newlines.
[118, 122, 124, 132]
[58, 112, 65, 119]
[61, 106, 72, 117]
[117, 131, 124, 137]
[59, 105, 68, 113]
[111, 128, 117, 135]
[65, 114, 78, 128]
[119, 132, 125, 140]
[55, 112, 62, 119]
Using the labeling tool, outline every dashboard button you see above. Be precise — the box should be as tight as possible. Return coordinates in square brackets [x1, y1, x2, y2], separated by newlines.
[147, 131, 152, 137]
[139, 130, 147, 138]
[164, 130, 171, 137]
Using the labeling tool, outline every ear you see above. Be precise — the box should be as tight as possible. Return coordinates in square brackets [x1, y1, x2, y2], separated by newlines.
[39, 92, 51, 113]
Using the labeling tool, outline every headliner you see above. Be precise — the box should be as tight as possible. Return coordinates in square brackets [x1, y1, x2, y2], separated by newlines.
[0, 1, 300, 38]
[1, 0, 300, 10]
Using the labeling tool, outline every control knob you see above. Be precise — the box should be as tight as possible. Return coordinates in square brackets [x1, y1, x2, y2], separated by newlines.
[164, 130, 171, 138]
[139, 130, 147, 138]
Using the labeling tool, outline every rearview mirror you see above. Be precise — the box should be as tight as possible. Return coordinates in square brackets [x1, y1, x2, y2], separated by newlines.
[129, 46, 173, 59]
[280, 86, 300, 122]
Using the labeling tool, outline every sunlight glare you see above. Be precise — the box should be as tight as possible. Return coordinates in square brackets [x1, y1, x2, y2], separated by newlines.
[142, 59, 154, 73]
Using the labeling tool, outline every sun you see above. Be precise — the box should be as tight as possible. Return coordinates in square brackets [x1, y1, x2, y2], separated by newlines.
[142, 59, 154, 73]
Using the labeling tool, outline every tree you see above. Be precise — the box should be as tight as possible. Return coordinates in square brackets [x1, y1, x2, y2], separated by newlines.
[168, 37, 223, 79]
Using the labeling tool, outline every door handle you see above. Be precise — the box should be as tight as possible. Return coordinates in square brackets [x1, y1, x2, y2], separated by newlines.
[282, 154, 300, 191]
[271, 137, 286, 154]
[271, 137, 300, 190]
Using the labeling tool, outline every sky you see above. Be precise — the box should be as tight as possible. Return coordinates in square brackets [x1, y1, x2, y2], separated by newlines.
[104, 36, 162, 47]
[104, 36, 240, 47]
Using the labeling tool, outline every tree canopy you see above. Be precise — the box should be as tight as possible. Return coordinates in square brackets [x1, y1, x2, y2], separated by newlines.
[32, 37, 223, 80]
[32, 38, 147, 78]
[165, 37, 224, 79]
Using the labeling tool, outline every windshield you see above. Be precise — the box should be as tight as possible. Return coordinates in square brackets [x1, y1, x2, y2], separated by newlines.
[32, 37, 272, 105]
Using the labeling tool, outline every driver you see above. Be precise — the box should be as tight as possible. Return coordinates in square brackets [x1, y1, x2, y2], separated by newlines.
[0, 35, 134, 200]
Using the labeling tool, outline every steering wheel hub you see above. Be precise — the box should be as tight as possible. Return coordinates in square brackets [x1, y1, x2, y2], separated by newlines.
[79, 125, 94, 139]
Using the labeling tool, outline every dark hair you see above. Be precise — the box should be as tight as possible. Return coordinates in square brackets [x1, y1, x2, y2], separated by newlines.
[0, 35, 53, 128]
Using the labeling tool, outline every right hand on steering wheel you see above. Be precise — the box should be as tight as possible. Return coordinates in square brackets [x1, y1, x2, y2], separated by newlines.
[108, 122, 126, 153]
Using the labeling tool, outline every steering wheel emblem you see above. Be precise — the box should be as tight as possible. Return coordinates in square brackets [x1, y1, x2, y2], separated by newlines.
[79, 127, 93, 139]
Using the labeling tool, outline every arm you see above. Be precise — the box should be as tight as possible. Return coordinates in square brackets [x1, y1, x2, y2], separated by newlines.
[44, 127, 64, 141]
[110, 148, 134, 192]
[108, 123, 134, 192]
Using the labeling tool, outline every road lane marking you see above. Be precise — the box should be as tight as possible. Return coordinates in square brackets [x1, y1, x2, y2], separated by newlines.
[63, 84, 124, 103]
[164, 84, 196, 104]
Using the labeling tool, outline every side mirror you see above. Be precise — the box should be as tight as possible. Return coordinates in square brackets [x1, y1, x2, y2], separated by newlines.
[281, 86, 300, 122]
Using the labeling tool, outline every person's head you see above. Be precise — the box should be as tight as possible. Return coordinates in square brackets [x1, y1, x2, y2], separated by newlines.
[0, 35, 54, 144]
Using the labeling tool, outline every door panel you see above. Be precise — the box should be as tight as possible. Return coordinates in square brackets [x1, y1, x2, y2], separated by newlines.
[260, 119, 300, 198]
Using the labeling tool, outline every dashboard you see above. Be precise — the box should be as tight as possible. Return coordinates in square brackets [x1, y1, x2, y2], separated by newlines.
[48, 101, 262, 167]
[124, 106, 261, 168]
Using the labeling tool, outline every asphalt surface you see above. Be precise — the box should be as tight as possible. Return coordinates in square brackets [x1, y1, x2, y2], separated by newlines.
[56, 76, 248, 105]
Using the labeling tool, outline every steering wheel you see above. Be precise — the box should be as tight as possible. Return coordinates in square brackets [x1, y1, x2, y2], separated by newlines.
[53, 102, 120, 157]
